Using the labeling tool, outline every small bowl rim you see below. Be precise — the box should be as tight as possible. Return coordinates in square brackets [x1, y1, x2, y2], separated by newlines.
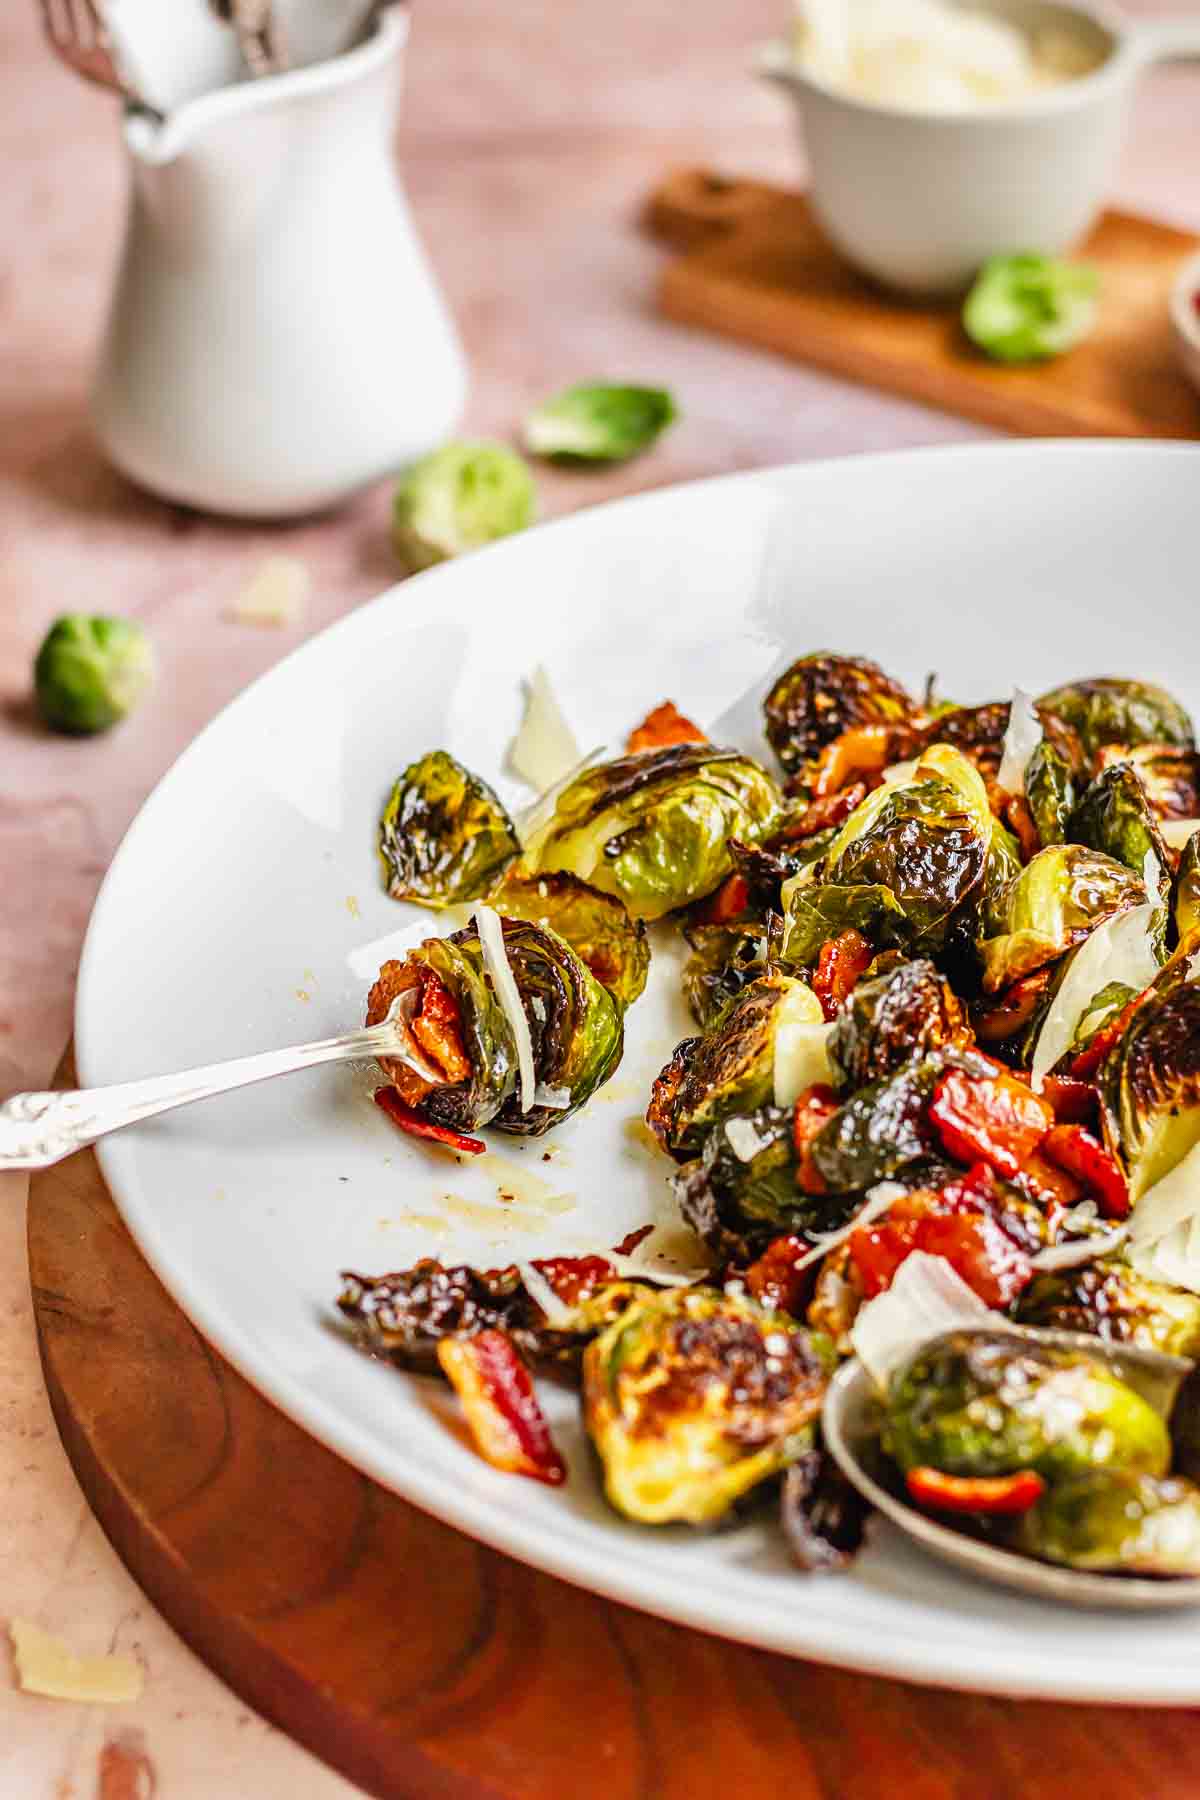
[1168, 247, 1200, 355]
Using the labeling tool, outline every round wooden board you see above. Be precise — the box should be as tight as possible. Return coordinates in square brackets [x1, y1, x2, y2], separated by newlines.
[27, 1049, 1200, 1799]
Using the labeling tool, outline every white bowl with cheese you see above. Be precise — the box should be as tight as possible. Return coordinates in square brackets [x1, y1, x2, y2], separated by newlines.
[757, 0, 1200, 295]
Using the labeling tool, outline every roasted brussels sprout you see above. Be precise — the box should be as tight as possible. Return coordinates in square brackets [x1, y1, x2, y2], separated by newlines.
[681, 921, 769, 1028]
[885, 1331, 1171, 1482]
[808, 1055, 947, 1192]
[523, 382, 677, 463]
[780, 1442, 872, 1571]
[962, 254, 1098, 364]
[519, 742, 781, 921]
[1038, 678, 1195, 765]
[378, 751, 519, 908]
[1071, 762, 1170, 901]
[1099, 961, 1200, 1201]
[781, 881, 909, 971]
[1024, 738, 1077, 849]
[909, 700, 1010, 777]
[674, 1104, 845, 1260]
[1100, 744, 1200, 822]
[647, 973, 823, 1158]
[582, 1286, 830, 1524]
[391, 442, 536, 571]
[977, 843, 1147, 993]
[1016, 1259, 1200, 1358]
[1016, 1470, 1200, 1575]
[34, 613, 155, 735]
[762, 653, 919, 778]
[1175, 836, 1200, 943]
[492, 871, 649, 1007]
[828, 958, 970, 1091]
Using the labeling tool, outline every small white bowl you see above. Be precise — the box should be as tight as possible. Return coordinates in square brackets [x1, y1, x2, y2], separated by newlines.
[1170, 247, 1200, 401]
[757, 0, 1200, 296]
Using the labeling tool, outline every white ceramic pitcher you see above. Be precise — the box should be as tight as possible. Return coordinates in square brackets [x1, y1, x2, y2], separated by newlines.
[91, 6, 467, 518]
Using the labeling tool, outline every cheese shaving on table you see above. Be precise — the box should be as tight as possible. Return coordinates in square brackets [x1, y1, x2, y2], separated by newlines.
[508, 665, 582, 791]
[226, 554, 310, 627]
[850, 1251, 998, 1389]
[996, 686, 1043, 795]
[474, 903, 536, 1112]
[1028, 902, 1158, 1092]
[9, 1620, 143, 1704]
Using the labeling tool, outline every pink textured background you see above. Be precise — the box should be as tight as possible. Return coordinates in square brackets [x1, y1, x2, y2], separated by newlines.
[1, 0, 1198, 1790]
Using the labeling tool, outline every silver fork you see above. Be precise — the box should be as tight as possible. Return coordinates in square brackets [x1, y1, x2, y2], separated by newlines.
[38, 0, 129, 96]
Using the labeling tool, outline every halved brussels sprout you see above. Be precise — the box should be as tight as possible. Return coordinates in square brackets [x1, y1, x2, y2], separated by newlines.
[808, 1054, 947, 1192]
[762, 653, 919, 778]
[674, 1104, 845, 1260]
[681, 921, 769, 1028]
[1016, 1259, 1200, 1358]
[885, 1331, 1171, 1482]
[1100, 744, 1200, 821]
[827, 958, 970, 1092]
[523, 382, 677, 464]
[379, 750, 519, 908]
[519, 743, 781, 921]
[1024, 738, 1077, 849]
[1071, 763, 1170, 902]
[492, 871, 649, 1008]
[391, 442, 536, 570]
[582, 1286, 830, 1525]
[1016, 1470, 1200, 1575]
[1038, 678, 1195, 765]
[781, 881, 909, 971]
[963, 254, 1098, 364]
[977, 843, 1146, 993]
[1099, 960, 1200, 1202]
[909, 699, 1010, 777]
[1175, 837, 1200, 943]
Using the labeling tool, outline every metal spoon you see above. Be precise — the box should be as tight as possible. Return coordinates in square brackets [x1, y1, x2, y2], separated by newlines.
[822, 1323, 1200, 1609]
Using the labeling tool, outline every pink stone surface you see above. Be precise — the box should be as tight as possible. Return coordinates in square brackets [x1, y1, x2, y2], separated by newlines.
[1, 0, 1197, 1788]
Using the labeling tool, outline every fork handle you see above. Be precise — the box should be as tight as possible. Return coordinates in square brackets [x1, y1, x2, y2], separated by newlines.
[1, 1024, 400, 1172]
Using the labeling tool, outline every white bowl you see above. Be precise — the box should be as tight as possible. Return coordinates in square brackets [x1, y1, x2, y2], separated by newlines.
[1170, 246, 1200, 400]
[757, 0, 1200, 296]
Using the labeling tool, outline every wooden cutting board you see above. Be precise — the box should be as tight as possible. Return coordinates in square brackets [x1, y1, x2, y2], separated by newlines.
[644, 170, 1200, 440]
[27, 1045, 1200, 1799]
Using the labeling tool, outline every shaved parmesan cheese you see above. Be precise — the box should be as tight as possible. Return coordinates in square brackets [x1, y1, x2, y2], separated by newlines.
[474, 903, 535, 1113]
[850, 1251, 997, 1389]
[783, 1180, 905, 1279]
[1162, 819, 1200, 852]
[9, 1621, 143, 1705]
[996, 686, 1043, 795]
[606, 1255, 706, 1287]
[773, 984, 834, 1106]
[1029, 903, 1158, 1091]
[1029, 1227, 1128, 1273]
[1127, 1141, 1200, 1292]
[516, 1260, 575, 1327]
[227, 555, 310, 627]
[534, 1083, 571, 1110]
[514, 744, 608, 848]
[725, 1117, 772, 1163]
[508, 665, 582, 792]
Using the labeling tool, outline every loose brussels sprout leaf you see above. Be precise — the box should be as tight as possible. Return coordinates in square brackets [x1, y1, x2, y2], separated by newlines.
[884, 1330, 1171, 1482]
[518, 742, 781, 921]
[977, 843, 1146, 993]
[1015, 1259, 1200, 1359]
[391, 442, 536, 571]
[828, 958, 970, 1092]
[674, 1104, 854, 1260]
[523, 383, 677, 464]
[1024, 738, 1077, 848]
[1071, 763, 1170, 907]
[1038, 677, 1195, 764]
[780, 881, 910, 971]
[762, 653, 919, 778]
[34, 614, 155, 735]
[1072, 979, 1137, 1053]
[1175, 836, 1200, 944]
[1099, 960, 1200, 1202]
[962, 254, 1099, 364]
[681, 922, 769, 1028]
[1103, 744, 1200, 822]
[378, 751, 519, 908]
[492, 871, 649, 1007]
[1016, 1470, 1200, 1575]
[582, 1286, 829, 1525]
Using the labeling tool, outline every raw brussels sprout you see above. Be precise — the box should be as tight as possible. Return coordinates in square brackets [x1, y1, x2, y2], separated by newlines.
[827, 958, 969, 1092]
[492, 871, 649, 1008]
[762, 653, 919, 778]
[378, 750, 519, 908]
[523, 382, 677, 463]
[1103, 744, 1200, 821]
[1099, 960, 1200, 1201]
[582, 1286, 830, 1524]
[1024, 738, 1077, 849]
[391, 443, 536, 571]
[1038, 677, 1195, 765]
[885, 1331, 1171, 1482]
[647, 973, 822, 1158]
[674, 1104, 847, 1259]
[1071, 762, 1170, 902]
[977, 843, 1146, 993]
[1175, 836, 1200, 943]
[1016, 1259, 1200, 1358]
[518, 742, 781, 921]
[1016, 1470, 1200, 1575]
[681, 921, 769, 1028]
[963, 254, 1099, 364]
[34, 614, 155, 735]
[781, 881, 909, 971]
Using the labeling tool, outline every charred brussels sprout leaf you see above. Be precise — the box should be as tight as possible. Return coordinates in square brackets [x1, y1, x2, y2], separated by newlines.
[1038, 678, 1195, 765]
[780, 1442, 872, 1571]
[1175, 837, 1200, 943]
[962, 254, 1098, 364]
[884, 1331, 1171, 1482]
[523, 383, 677, 464]
[1071, 763, 1170, 900]
[519, 743, 781, 921]
[674, 1105, 850, 1259]
[582, 1286, 830, 1525]
[34, 614, 155, 735]
[762, 653, 919, 778]
[828, 958, 970, 1091]
[492, 871, 649, 1008]
[681, 922, 769, 1028]
[379, 751, 519, 908]
[1072, 979, 1137, 1056]
[977, 843, 1147, 993]
[809, 1055, 947, 1192]
[1099, 962, 1200, 1201]
[781, 881, 909, 971]
[1017, 1470, 1200, 1575]
[392, 443, 536, 571]
[1024, 738, 1077, 849]
[1016, 1259, 1200, 1358]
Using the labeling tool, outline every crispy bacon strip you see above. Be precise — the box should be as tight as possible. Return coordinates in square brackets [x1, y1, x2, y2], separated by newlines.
[626, 701, 706, 753]
[374, 1087, 485, 1156]
[849, 1185, 1032, 1309]
[410, 970, 471, 1083]
[436, 1330, 566, 1485]
[906, 1467, 1045, 1517]
[974, 969, 1053, 1043]
[929, 1067, 1054, 1181]
[691, 871, 751, 927]
[774, 782, 869, 842]
[533, 1254, 616, 1306]
[792, 1083, 840, 1195]
[744, 1234, 813, 1317]
[812, 929, 873, 1020]
[810, 725, 897, 798]
[1042, 1124, 1130, 1220]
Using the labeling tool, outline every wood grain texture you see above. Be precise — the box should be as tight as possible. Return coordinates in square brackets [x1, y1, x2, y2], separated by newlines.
[27, 1050, 1200, 1800]
[647, 173, 1200, 441]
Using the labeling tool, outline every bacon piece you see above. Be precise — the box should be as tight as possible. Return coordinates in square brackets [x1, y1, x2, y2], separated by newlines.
[1042, 1124, 1131, 1220]
[812, 929, 874, 1020]
[410, 969, 471, 1083]
[532, 1254, 616, 1306]
[849, 1187, 1032, 1309]
[929, 1067, 1053, 1181]
[611, 1224, 654, 1257]
[436, 1330, 566, 1485]
[374, 1087, 485, 1156]
[974, 968, 1052, 1043]
[744, 1234, 813, 1317]
[626, 701, 706, 753]
[906, 1467, 1045, 1517]
[774, 783, 869, 844]
[810, 725, 898, 798]
[691, 872, 751, 927]
[792, 1084, 840, 1195]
